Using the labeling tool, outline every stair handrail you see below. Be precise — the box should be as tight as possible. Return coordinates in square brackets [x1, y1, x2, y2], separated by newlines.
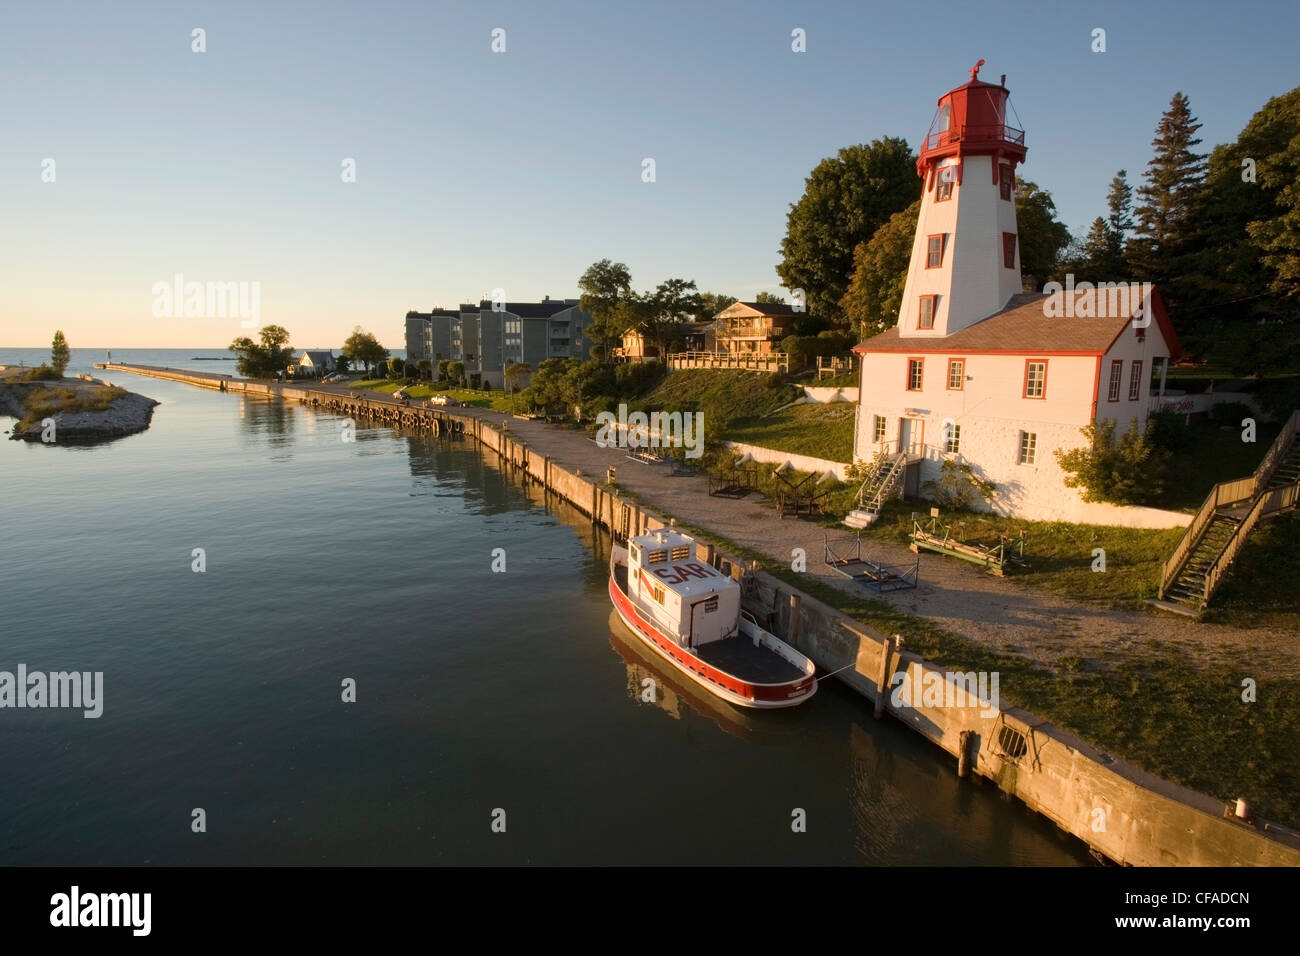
[1201, 481, 1300, 606]
[1250, 409, 1300, 490]
[1159, 485, 1227, 598]
[853, 444, 894, 509]
[866, 453, 907, 512]
[1157, 411, 1299, 599]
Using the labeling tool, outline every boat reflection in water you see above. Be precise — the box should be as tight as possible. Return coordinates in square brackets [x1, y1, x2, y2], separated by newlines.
[607, 611, 800, 744]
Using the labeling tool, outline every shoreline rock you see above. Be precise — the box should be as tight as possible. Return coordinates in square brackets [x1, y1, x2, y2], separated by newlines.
[0, 381, 159, 443]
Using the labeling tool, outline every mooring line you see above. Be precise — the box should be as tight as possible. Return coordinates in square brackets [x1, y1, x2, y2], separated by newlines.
[815, 659, 861, 683]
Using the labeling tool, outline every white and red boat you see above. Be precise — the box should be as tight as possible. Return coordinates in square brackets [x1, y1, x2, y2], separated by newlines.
[609, 528, 817, 709]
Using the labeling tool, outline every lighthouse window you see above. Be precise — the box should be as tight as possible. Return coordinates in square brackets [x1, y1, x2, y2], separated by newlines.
[873, 415, 887, 443]
[907, 358, 924, 391]
[926, 234, 946, 268]
[918, 295, 937, 330]
[1000, 165, 1014, 201]
[938, 103, 951, 132]
[936, 176, 953, 202]
[1003, 233, 1017, 269]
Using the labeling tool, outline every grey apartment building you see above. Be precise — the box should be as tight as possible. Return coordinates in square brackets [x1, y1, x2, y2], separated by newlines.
[405, 297, 594, 388]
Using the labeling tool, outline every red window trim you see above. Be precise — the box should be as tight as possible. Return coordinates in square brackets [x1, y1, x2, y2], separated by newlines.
[1002, 232, 1017, 269]
[925, 234, 947, 269]
[946, 357, 966, 391]
[905, 356, 924, 391]
[917, 294, 938, 330]
[1129, 360, 1143, 401]
[935, 169, 954, 201]
[1023, 358, 1048, 400]
[1107, 359, 1123, 402]
[999, 164, 1014, 200]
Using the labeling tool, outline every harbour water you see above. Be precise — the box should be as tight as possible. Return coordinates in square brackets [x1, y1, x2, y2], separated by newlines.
[0, 349, 1089, 864]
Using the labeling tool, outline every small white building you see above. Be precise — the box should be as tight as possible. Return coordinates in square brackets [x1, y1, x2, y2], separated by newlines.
[852, 62, 1181, 523]
[295, 350, 336, 376]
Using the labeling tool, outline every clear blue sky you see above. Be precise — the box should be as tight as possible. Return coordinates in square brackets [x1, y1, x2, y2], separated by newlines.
[2, 0, 1295, 348]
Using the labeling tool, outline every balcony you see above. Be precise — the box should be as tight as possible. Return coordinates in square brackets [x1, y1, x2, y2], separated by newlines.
[922, 124, 1025, 152]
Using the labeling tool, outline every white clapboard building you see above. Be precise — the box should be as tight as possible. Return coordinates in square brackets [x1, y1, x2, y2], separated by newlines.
[850, 61, 1181, 524]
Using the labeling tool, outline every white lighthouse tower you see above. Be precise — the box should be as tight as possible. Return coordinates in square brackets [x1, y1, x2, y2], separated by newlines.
[897, 59, 1027, 338]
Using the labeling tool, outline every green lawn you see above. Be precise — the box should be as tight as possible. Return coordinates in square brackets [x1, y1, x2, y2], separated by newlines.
[347, 380, 513, 411]
[638, 369, 800, 430]
[723, 401, 855, 462]
[1158, 419, 1280, 511]
[866, 502, 1184, 605]
[1206, 510, 1300, 629]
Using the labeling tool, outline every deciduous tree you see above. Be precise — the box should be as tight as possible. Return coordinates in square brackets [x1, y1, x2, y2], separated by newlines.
[777, 138, 920, 326]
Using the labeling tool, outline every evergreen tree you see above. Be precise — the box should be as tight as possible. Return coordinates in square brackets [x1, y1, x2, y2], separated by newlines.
[1104, 169, 1133, 274]
[1128, 93, 1207, 304]
[1106, 169, 1134, 238]
[1080, 218, 1115, 279]
[50, 330, 71, 375]
[1187, 85, 1300, 372]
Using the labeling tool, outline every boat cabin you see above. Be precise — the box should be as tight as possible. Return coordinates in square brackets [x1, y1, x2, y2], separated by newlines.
[626, 529, 740, 648]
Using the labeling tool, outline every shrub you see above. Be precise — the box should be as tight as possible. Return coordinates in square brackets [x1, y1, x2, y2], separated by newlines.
[21, 365, 63, 382]
[1055, 417, 1170, 506]
[1209, 400, 1253, 424]
[1146, 410, 1195, 453]
[1256, 378, 1300, 421]
[922, 459, 997, 510]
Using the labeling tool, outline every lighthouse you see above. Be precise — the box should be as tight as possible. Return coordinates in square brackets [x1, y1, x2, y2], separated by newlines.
[897, 60, 1027, 338]
[849, 60, 1181, 527]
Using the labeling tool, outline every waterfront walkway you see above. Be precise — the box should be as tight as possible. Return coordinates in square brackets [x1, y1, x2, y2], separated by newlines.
[102, 365, 1300, 677]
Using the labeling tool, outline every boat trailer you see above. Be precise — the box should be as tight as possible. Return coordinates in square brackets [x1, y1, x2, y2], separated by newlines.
[823, 533, 919, 593]
[908, 510, 1026, 576]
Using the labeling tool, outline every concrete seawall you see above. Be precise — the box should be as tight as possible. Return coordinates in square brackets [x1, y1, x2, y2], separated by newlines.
[105, 364, 1300, 867]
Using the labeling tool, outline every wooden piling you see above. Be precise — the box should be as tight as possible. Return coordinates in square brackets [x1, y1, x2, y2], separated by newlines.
[958, 730, 973, 778]
[874, 634, 898, 720]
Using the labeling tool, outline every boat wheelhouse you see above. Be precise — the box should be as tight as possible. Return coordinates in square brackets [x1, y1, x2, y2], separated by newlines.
[608, 527, 816, 709]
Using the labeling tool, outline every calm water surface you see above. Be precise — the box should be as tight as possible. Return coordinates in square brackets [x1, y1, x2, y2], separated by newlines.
[0, 349, 1088, 865]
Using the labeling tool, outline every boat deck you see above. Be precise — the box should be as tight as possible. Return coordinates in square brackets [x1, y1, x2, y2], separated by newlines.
[696, 637, 804, 684]
[614, 559, 804, 684]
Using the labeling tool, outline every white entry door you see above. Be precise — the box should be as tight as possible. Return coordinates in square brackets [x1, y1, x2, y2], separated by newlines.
[899, 418, 922, 457]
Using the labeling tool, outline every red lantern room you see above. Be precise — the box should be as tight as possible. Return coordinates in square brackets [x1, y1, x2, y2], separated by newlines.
[918, 59, 1026, 186]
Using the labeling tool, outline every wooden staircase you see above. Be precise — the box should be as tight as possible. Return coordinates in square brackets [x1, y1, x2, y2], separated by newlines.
[1155, 410, 1300, 616]
[845, 448, 909, 529]
[1161, 513, 1240, 608]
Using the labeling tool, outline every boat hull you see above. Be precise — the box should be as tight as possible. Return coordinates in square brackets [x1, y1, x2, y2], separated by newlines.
[608, 556, 816, 709]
